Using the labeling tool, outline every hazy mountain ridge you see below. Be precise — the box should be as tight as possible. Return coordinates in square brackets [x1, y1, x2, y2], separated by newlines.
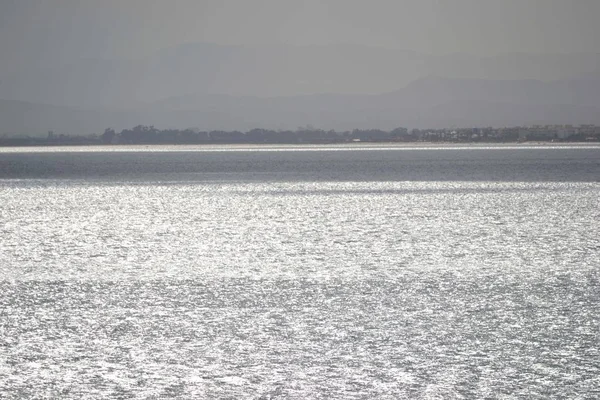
[2, 42, 600, 107]
[3, 75, 600, 135]
[2, 43, 600, 134]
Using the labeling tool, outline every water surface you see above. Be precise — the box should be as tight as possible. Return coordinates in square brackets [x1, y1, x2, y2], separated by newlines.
[1, 145, 599, 398]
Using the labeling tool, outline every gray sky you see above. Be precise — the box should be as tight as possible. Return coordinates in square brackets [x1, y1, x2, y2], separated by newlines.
[1, 0, 600, 67]
[2, 0, 600, 131]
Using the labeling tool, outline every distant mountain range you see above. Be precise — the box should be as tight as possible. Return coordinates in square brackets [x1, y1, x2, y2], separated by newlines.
[3, 42, 600, 106]
[3, 75, 600, 135]
[1, 43, 600, 134]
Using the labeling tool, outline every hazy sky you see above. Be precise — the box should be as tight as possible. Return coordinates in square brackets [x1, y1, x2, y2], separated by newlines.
[1, 0, 600, 67]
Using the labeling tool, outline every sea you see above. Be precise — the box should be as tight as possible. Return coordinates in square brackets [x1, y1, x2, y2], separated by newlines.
[1, 144, 599, 399]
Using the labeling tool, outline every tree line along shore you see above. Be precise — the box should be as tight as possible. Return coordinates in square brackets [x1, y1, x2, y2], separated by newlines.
[1, 125, 599, 146]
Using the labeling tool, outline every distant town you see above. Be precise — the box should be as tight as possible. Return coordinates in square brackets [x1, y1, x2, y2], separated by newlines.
[1, 124, 600, 146]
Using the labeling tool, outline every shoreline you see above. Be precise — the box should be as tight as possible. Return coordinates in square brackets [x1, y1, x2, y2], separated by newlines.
[1, 141, 600, 153]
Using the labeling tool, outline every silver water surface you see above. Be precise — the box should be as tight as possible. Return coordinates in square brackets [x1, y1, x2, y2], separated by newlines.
[1, 147, 599, 399]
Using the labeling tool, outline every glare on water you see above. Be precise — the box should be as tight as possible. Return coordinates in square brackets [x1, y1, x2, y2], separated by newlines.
[0, 147, 599, 398]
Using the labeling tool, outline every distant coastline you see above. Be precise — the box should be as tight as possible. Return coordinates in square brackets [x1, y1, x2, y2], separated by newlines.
[1, 124, 599, 147]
